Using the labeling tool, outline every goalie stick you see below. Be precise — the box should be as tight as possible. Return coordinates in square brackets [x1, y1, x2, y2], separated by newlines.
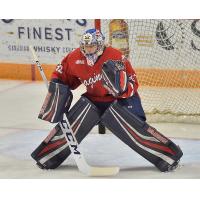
[29, 45, 119, 176]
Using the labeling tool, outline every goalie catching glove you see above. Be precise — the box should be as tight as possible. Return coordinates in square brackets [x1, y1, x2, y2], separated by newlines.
[102, 60, 128, 97]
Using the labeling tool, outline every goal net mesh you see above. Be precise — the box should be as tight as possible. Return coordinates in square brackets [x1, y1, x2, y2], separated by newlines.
[100, 19, 200, 123]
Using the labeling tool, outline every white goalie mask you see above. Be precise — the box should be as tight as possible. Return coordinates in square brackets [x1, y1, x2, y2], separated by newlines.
[80, 29, 105, 66]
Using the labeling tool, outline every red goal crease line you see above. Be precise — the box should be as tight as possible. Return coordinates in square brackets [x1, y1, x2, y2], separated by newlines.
[0, 62, 200, 88]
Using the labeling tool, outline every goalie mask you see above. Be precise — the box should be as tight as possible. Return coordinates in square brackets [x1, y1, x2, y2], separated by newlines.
[80, 29, 105, 66]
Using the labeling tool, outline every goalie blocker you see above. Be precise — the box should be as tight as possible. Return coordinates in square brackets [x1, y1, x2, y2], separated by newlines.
[38, 81, 73, 123]
[101, 100, 183, 172]
[31, 96, 101, 169]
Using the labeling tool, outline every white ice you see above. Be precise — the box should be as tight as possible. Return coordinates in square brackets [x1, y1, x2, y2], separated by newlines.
[0, 80, 200, 178]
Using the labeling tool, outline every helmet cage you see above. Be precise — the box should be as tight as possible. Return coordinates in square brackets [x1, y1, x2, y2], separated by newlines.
[80, 29, 105, 57]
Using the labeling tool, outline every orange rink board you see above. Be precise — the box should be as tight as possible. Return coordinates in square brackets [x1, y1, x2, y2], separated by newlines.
[0, 62, 200, 88]
[0, 62, 55, 81]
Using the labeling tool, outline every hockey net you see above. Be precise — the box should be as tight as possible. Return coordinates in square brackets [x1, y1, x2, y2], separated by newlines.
[98, 19, 200, 123]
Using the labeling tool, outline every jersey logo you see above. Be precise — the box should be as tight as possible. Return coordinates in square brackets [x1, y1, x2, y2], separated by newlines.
[75, 60, 85, 64]
[128, 74, 136, 83]
[83, 73, 102, 88]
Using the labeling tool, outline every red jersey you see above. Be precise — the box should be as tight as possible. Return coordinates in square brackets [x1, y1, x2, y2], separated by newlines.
[52, 46, 138, 102]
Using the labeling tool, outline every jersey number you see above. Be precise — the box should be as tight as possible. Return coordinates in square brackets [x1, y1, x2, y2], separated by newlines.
[56, 64, 63, 74]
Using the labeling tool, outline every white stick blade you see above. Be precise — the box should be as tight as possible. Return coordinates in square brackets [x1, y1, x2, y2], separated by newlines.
[89, 167, 120, 177]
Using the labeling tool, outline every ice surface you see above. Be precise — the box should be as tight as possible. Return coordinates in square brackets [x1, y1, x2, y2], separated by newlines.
[0, 80, 200, 178]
